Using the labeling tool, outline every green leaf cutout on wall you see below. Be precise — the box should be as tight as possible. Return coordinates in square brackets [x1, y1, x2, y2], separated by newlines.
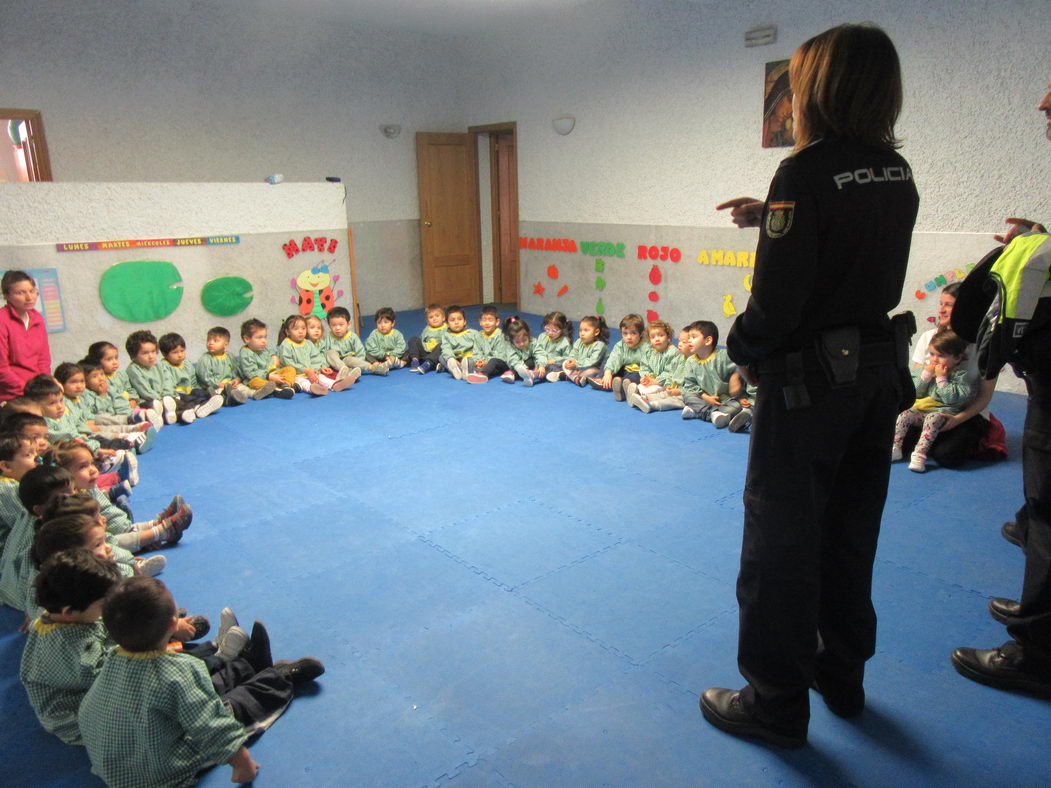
[201, 276, 254, 316]
[99, 261, 184, 322]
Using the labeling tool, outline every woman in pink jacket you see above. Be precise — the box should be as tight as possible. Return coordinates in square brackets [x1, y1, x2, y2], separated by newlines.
[0, 270, 51, 401]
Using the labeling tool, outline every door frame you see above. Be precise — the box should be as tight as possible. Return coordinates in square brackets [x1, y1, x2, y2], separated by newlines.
[468, 122, 518, 306]
[0, 108, 53, 181]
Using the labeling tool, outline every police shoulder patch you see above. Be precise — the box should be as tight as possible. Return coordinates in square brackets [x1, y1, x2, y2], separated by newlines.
[765, 201, 795, 238]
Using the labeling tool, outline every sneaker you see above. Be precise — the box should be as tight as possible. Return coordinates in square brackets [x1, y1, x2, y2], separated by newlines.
[156, 494, 183, 521]
[309, 382, 328, 396]
[135, 425, 158, 454]
[189, 615, 211, 641]
[450, 359, 465, 380]
[712, 411, 732, 429]
[908, 452, 927, 473]
[623, 380, 638, 402]
[144, 408, 163, 431]
[161, 396, 178, 425]
[728, 409, 752, 433]
[168, 502, 193, 532]
[136, 554, 166, 577]
[500, 371, 516, 383]
[890, 445, 903, 462]
[274, 657, 326, 685]
[111, 479, 133, 501]
[179, 407, 197, 424]
[245, 621, 273, 671]
[682, 406, 700, 420]
[195, 394, 224, 418]
[228, 383, 249, 405]
[546, 370, 564, 383]
[409, 359, 420, 371]
[335, 366, 352, 382]
[372, 362, 389, 376]
[123, 452, 140, 486]
[574, 373, 589, 387]
[586, 376, 605, 391]
[629, 392, 652, 413]
[218, 607, 239, 640]
[466, 372, 489, 384]
[419, 361, 433, 374]
[253, 381, 277, 400]
[215, 624, 250, 660]
[332, 367, 361, 392]
[612, 377, 624, 401]
[273, 385, 295, 400]
[522, 369, 535, 387]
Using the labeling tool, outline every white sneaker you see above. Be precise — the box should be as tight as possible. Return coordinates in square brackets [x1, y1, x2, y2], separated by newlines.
[890, 445, 903, 462]
[628, 392, 652, 413]
[335, 366, 351, 382]
[215, 624, 249, 660]
[179, 407, 197, 424]
[712, 411, 732, 429]
[908, 452, 927, 473]
[123, 451, 140, 486]
[450, 359, 464, 380]
[500, 371, 516, 383]
[195, 394, 224, 418]
[545, 370, 563, 383]
[161, 396, 177, 425]
[228, 384, 249, 404]
[136, 554, 166, 577]
[145, 408, 163, 431]
[728, 409, 752, 433]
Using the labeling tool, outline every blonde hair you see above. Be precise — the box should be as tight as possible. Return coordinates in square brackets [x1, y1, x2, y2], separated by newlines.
[789, 23, 903, 151]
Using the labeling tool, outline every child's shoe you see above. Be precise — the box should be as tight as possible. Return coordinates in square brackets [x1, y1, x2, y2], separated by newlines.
[215, 625, 250, 660]
[273, 385, 295, 399]
[131, 425, 158, 454]
[521, 369, 535, 387]
[135, 407, 164, 431]
[908, 452, 927, 473]
[545, 370, 564, 383]
[466, 372, 488, 384]
[728, 409, 752, 433]
[155, 494, 183, 521]
[161, 395, 178, 425]
[217, 607, 239, 641]
[890, 445, 903, 462]
[167, 502, 193, 533]
[178, 407, 197, 424]
[682, 406, 700, 420]
[226, 383, 249, 405]
[419, 361, 433, 374]
[612, 377, 625, 401]
[574, 373, 589, 387]
[409, 359, 420, 371]
[109, 479, 134, 502]
[712, 411, 732, 429]
[586, 376, 605, 391]
[308, 382, 328, 396]
[623, 380, 638, 402]
[245, 621, 273, 671]
[195, 394, 224, 418]
[332, 367, 361, 392]
[450, 359, 465, 380]
[629, 392, 652, 413]
[372, 362, 389, 376]
[253, 381, 277, 400]
[335, 366, 353, 382]
[135, 554, 166, 577]
[274, 657, 326, 685]
[500, 371, 516, 383]
[119, 451, 140, 486]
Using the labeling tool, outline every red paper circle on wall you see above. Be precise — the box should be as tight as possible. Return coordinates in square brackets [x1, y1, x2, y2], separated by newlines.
[648, 291, 659, 302]
[547, 265, 559, 279]
[646, 309, 659, 322]
[649, 265, 662, 285]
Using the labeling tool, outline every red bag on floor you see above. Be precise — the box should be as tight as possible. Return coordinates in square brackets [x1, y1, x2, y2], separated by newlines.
[974, 412, 1008, 460]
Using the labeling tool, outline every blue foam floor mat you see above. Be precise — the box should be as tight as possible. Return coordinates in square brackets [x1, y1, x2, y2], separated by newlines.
[1, 307, 1048, 786]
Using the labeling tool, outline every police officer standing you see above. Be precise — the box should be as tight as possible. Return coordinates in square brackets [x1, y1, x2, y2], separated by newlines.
[950, 79, 1051, 697]
[699, 24, 919, 747]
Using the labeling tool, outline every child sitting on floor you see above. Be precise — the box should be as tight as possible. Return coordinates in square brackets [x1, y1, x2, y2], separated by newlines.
[277, 315, 356, 396]
[892, 329, 973, 473]
[54, 363, 156, 454]
[365, 306, 407, 369]
[82, 341, 154, 423]
[159, 332, 226, 418]
[197, 326, 261, 404]
[530, 311, 573, 384]
[440, 305, 476, 379]
[588, 313, 646, 398]
[627, 321, 687, 413]
[0, 435, 37, 556]
[548, 315, 608, 386]
[324, 306, 378, 377]
[407, 304, 447, 374]
[79, 576, 325, 786]
[236, 318, 295, 400]
[498, 316, 537, 385]
[307, 315, 361, 388]
[680, 320, 744, 427]
[125, 331, 218, 425]
[465, 305, 507, 384]
[18, 549, 122, 744]
[79, 360, 162, 433]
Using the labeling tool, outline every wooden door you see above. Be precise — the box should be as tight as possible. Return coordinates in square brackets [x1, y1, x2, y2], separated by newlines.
[416, 132, 481, 306]
[491, 131, 520, 304]
[0, 109, 53, 181]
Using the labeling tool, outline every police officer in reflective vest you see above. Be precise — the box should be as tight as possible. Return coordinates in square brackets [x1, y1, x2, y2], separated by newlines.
[700, 24, 919, 747]
[950, 78, 1051, 696]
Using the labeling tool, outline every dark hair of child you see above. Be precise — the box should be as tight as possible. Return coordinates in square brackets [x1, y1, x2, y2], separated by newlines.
[23, 374, 63, 401]
[125, 331, 157, 358]
[53, 362, 84, 385]
[34, 549, 121, 613]
[240, 318, 266, 340]
[425, 304, 445, 316]
[619, 314, 645, 335]
[157, 333, 186, 357]
[104, 576, 176, 652]
[326, 306, 351, 323]
[1, 270, 34, 295]
[647, 320, 674, 339]
[374, 306, 396, 323]
[18, 465, 73, 517]
[31, 513, 98, 568]
[77, 359, 102, 378]
[580, 315, 610, 344]
[207, 326, 230, 342]
[929, 328, 968, 359]
[481, 304, 499, 318]
[687, 320, 720, 346]
[0, 434, 30, 464]
[84, 341, 118, 365]
[502, 315, 531, 343]
[277, 314, 307, 345]
[543, 311, 574, 342]
[42, 489, 99, 522]
[42, 440, 93, 473]
[445, 304, 465, 321]
[0, 406, 45, 432]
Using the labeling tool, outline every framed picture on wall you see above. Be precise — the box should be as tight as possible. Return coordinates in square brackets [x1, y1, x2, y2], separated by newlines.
[762, 60, 793, 148]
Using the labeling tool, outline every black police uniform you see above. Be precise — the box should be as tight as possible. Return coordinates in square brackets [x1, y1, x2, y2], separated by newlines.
[725, 137, 919, 734]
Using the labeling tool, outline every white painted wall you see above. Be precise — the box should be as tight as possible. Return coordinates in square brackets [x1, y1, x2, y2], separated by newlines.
[463, 0, 1051, 233]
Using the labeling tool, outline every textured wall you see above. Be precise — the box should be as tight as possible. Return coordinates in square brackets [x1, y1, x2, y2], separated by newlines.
[464, 0, 1051, 233]
[350, 220, 423, 316]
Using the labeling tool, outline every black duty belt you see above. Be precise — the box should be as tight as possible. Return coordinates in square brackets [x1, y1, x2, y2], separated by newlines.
[757, 341, 897, 377]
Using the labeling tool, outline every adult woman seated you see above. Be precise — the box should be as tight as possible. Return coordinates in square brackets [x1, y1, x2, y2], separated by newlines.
[0, 270, 51, 401]
[903, 282, 1004, 467]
